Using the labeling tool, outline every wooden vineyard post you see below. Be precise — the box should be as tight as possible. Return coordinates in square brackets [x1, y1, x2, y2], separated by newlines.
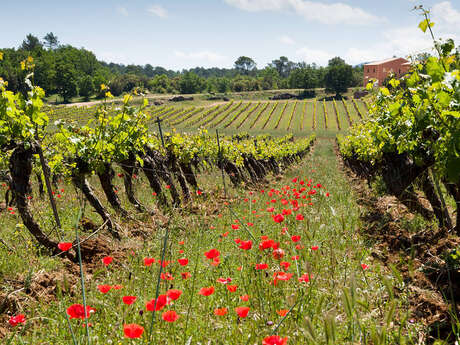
[155, 116, 165, 148]
[36, 140, 62, 240]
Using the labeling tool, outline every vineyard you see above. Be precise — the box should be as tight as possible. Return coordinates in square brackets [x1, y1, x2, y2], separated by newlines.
[45, 98, 369, 133]
[0, 11, 460, 345]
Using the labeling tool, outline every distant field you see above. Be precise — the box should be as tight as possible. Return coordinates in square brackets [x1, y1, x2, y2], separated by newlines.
[47, 98, 368, 134]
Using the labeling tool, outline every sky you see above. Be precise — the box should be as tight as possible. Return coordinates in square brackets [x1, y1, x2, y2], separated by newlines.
[1, 0, 460, 70]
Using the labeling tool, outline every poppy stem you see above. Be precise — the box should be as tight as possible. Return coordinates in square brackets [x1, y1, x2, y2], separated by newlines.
[74, 201, 91, 345]
[65, 311, 78, 345]
[148, 224, 170, 343]
[225, 205, 257, 242]
[271, 289, 304, 335]
[182, 221, 204, 345]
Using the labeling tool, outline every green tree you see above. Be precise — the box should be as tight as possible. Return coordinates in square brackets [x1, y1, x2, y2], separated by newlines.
[79, 75, 94, 100]
[20, 34, 43, 51]
[270, 56, 294, 78]
[148, 74, 174, 94]
[43, 32, 59, 50]
[288, 65, 319, 89]
[55, 62, 78, 102]
[178, 72, 205, 94]
[323, 57, 353, 97]
[234, 56, 256, 75]
[259, 67, 280, 90]
[216, 77, 230, 93]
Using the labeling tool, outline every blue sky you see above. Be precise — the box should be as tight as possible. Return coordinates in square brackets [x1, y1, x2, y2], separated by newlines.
[1, 0, 460, 70]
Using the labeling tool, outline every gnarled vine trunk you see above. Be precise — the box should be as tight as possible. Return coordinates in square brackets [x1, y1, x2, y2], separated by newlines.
[420, 172, 452, 229]
[9, 144, 60, 254]
[97, 162, 130, 218]
[146, 149, 181, 208]
[167, 152, 191, 203]
[141, 154, 169, 209]
[71, 162, 120, 239]
[120, 155, 147, 213]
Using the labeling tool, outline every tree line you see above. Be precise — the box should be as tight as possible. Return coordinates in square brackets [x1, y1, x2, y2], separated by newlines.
[0, 33, 363, 102]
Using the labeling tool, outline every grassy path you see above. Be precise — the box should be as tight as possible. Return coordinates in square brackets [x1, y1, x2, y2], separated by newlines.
[6, 138, 418, 344]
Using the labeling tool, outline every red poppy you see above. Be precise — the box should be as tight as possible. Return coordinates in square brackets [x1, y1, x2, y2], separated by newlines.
[276, 310, 289, 317]
[311, 246, 319, 251]
[165, 185, 171, 189]
[144, 257, 155, 266]
[97, 285, 112, 294]
[295, 214, 304, 221]
[273, 248, 285, 260]
[122, 296, 137, 305]
[280, 261, 290, 270]
[160, 272, 174, 280]
[102, 256, 113, 266]
[239, 240, 253, 250]
[58, 242, 72, 251]
[214, 308, 228, 316]
[158, 260, 170, 268]
[298, 274, 310, 283]
[231, 224, 239, 230]
[361, 263, 369, 270]
[181, 272, 191, 279]
[291, 235, 301, 243]
[273, 272, 293, 286]
[211, 257, 220, 266]
[178, 258, 188, 266]
[196, 190, 202, 195]
[199, 286, 215, 296]
[235, 306, 250, 318]
[226, 285, 237, 292]
[326, 192, 330, 197]
[217, 277, 232, 284]
[204, 249, 220, 259]
[162, 310, 179, 322]
[167, 289, 182, 301]
[263, 335, 288, 345]
[67, 304, 96, 319]
[282, 209, 292, 216]
[295, 244, 304, 250]
[146, 295, 168, 311]
[266, 207, 275, 212]
[291, 256, 299, 261]
[8, 314, 26, 327]
[112, 285, 123, 290]
[292, 177, 298, 183]
[273, 214, 284, 223]
[123, 323, 144, 338]
[240, 295, 250, 301]
[255, 263, 268, 270]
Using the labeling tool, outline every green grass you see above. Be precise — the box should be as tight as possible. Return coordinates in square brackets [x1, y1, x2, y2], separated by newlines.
[1, 139, 421, 344]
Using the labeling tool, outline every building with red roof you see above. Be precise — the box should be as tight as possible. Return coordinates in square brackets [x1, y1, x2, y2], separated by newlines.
[363, 57, 411, 87]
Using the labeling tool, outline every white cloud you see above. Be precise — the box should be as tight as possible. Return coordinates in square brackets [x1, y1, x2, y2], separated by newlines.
[432, 1, 460, 26]
[430, 1, 460, 41]
[278, 35, 295, 45]
[174, 50, 227, 62]
[224, 0, 384, 25]
[295, 47, 334, 65]
[148, 4, 168, 18]
[116, 6, 128, 16]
